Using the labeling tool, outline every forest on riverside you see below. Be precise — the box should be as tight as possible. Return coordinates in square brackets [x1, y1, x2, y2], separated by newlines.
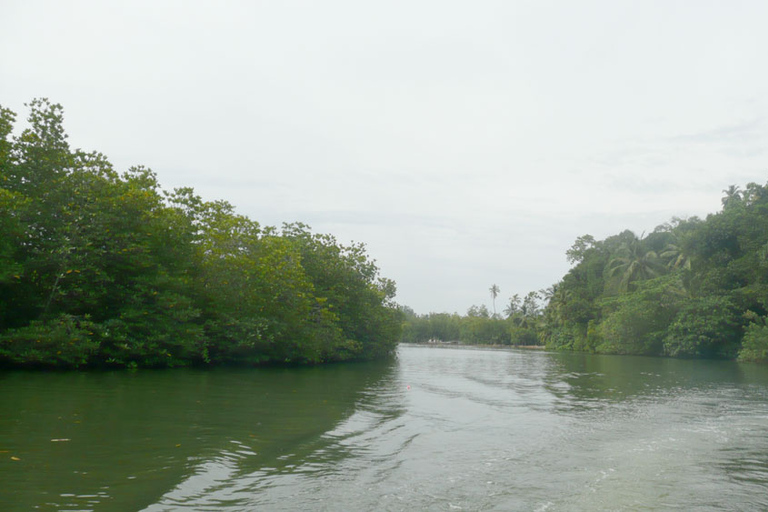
[0, 99, 402, 368]
[401, 183, 768, 363]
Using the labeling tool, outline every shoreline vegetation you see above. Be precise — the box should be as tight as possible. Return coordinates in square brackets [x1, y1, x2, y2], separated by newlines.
[407, 342, 546, 351]
[2, 99, 767, 368]
[0, 100, 402, 369]
[401, 182, 768, 363]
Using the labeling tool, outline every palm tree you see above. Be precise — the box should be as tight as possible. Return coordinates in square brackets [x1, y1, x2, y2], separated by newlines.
[721, 185, 742, 210]
[606, 235, 666, 293]
[489, 284, 500, 317]
[660, 243, 691, 271]
[545, 284, 571, 325]
[539, 284, 558, 307]
[504, 294, 521, 318]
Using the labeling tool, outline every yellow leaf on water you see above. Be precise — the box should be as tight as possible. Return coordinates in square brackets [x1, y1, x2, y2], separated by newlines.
[11, 456, 20, 461]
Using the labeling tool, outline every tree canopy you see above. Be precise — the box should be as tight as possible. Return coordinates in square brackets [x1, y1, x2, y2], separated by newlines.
[0, 99, 402, 368]
[540, 189, 768, 362]
[401, 180, 768, 363]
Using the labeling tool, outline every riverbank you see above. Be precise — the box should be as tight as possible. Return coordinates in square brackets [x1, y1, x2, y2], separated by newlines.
[403, 342, 546, 350]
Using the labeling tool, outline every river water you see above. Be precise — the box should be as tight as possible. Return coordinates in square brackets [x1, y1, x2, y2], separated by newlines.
[2, 344, 767, 511]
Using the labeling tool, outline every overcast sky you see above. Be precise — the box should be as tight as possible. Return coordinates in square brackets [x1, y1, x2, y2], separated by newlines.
[2, 1, 767, 314]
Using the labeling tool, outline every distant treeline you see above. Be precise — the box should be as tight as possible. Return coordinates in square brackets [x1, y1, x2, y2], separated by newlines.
[402, 183, 768, 363]
[0, 99, 401, 368]
[400, 294, 542, 347]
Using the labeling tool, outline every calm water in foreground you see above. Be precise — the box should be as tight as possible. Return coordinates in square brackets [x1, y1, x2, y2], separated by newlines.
[2, 345, 768, 511]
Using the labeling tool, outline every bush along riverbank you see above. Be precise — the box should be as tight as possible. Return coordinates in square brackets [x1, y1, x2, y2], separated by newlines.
[0, 100, 402, 368]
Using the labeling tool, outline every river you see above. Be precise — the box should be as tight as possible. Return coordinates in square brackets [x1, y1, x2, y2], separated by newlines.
[1, 344, 767, 511]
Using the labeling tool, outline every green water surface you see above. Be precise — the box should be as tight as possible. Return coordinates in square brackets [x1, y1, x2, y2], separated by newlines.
[2, 346, 767, 511]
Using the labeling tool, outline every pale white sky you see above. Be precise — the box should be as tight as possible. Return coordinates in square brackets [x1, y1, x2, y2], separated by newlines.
[2, 0, 767, 314]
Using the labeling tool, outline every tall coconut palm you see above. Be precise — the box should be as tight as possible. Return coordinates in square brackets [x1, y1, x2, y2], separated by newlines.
[489, 284, 500, 317]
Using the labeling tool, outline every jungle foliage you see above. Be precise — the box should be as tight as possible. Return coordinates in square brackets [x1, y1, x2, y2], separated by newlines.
[402, 182, 768, 362]
[400, 290, 544, 347]
[540, 186, 768, 363]
[0, 100, 401, 368]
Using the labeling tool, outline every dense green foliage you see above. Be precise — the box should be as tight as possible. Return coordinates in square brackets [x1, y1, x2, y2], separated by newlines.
[400, 291, 544, 347]
[0, 100, 401, 368]
[402, 183, 768, 363]
[539, 188, 768, 362]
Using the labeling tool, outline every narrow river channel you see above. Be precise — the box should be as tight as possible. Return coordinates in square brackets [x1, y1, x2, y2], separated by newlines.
[2, 344, 767, 511]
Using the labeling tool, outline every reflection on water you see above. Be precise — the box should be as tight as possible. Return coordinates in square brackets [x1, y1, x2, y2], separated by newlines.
[1, 346, 767, 511]
[0, 361, 396, 511]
